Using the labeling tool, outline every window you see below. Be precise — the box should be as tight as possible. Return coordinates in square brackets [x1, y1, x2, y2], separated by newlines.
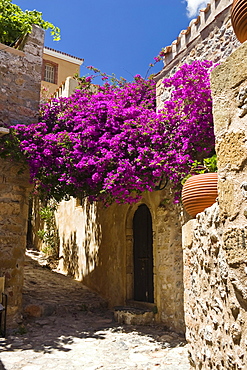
[42, 60, 58, 84]
[44, 64, 55, 83]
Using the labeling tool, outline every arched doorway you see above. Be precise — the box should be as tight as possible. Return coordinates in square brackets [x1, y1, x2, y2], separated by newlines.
[133, 204, 154, 303]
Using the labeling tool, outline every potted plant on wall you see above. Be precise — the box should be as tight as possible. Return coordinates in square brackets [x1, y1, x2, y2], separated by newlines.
[182, 155, 218, 218]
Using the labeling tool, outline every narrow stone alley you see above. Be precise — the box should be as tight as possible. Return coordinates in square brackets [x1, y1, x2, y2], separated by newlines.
[0, 250, 190, 370]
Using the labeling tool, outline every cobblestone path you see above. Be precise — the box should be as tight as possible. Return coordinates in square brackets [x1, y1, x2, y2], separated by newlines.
[0, 250, 190, 370]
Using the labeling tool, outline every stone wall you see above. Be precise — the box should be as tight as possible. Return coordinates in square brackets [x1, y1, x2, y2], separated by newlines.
[182, 42, 247, 369]
[0, 26, 44, 327]
[183, 205, 247, 369]
[0, 160, 32, 327]
[155, 0, 240, 110]
[56, 187, 186, 333]
[0, 25, 44, 127]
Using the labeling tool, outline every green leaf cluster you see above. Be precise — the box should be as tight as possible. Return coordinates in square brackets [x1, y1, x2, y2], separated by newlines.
[0, 0, 60, 47]
[37, 200, 59, 257]
[181, 154, 217, 184]
[203, 154, 217, 173]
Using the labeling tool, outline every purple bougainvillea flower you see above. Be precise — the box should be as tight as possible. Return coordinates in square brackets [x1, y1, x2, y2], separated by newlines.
[1, 60, 215, 204]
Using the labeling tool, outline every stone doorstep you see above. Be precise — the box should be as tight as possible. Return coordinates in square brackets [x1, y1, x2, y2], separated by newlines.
[114, 302, 157, 325]
[126, 300, 157, 312]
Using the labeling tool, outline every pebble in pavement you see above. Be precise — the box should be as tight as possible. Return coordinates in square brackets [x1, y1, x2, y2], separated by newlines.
[0, 250, 190, 370]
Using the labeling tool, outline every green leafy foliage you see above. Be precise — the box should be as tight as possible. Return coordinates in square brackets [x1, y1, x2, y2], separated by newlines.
[0, 0, 60, 47]
[37, 200, 59, 256]
[203, 154, 217, 173]
[181, 154, 217, 184]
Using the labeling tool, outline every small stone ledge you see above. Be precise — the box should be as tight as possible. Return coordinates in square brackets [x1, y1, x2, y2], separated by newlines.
[114, 306, 153, 314]
[114, 306, 154, 325]
[0, 43, 24, 57]
[114, 304, 156, 325]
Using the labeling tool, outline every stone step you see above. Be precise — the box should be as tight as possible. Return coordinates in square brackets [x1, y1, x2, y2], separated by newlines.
[114, 305, 155, 325]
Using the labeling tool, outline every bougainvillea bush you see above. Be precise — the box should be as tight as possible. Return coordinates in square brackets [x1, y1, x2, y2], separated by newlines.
[1, 60, 215, 204]
[159, 60, 215, 184]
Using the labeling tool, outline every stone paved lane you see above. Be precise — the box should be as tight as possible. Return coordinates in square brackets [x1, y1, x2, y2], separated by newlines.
[0, 250, 190, 370]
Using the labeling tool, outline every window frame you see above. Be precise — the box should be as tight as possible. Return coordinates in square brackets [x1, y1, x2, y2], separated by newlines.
[42, 59, 58, 84]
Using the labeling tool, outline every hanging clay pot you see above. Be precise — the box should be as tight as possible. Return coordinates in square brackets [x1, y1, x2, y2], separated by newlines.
[182, 173, 218, 218]
[231, 0, 247, 43]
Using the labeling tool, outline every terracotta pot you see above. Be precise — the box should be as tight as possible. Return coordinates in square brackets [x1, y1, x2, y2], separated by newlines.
[231, 0, 247, 43]
[182, 173, 218, 218]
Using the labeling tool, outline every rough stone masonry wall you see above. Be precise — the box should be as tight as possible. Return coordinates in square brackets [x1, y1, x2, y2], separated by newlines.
[0, 26, 44, 327]
[182, 41, 247, 369]
[155, 0, 240, 111]
[0, 160, 32, 327]
[0, 25, 44, 127]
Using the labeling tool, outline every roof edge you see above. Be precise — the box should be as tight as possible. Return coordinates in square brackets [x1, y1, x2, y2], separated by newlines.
[44, 46, 84, 65]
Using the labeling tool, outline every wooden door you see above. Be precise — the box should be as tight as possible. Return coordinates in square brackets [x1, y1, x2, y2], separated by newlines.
[133, 204, 154, 303]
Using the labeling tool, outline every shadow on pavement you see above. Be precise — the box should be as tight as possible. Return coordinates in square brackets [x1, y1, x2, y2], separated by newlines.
[0, 251, 186, 355]
[1, 310, 186, 355]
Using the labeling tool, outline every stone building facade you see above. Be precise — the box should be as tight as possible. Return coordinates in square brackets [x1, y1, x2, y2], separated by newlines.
[0, 3, 244, 369]
[0, 26, 44, 326]
[44, 35, 188, 333]
[155, 0, 240, 110]
[154, 0, 247, 366]
[54, 0, 242, 336]
[41, 47, 83, 97]
[56, 187, 186, 333]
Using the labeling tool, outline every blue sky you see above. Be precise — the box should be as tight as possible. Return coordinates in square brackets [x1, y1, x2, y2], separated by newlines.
[14, 0, 207, 80]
